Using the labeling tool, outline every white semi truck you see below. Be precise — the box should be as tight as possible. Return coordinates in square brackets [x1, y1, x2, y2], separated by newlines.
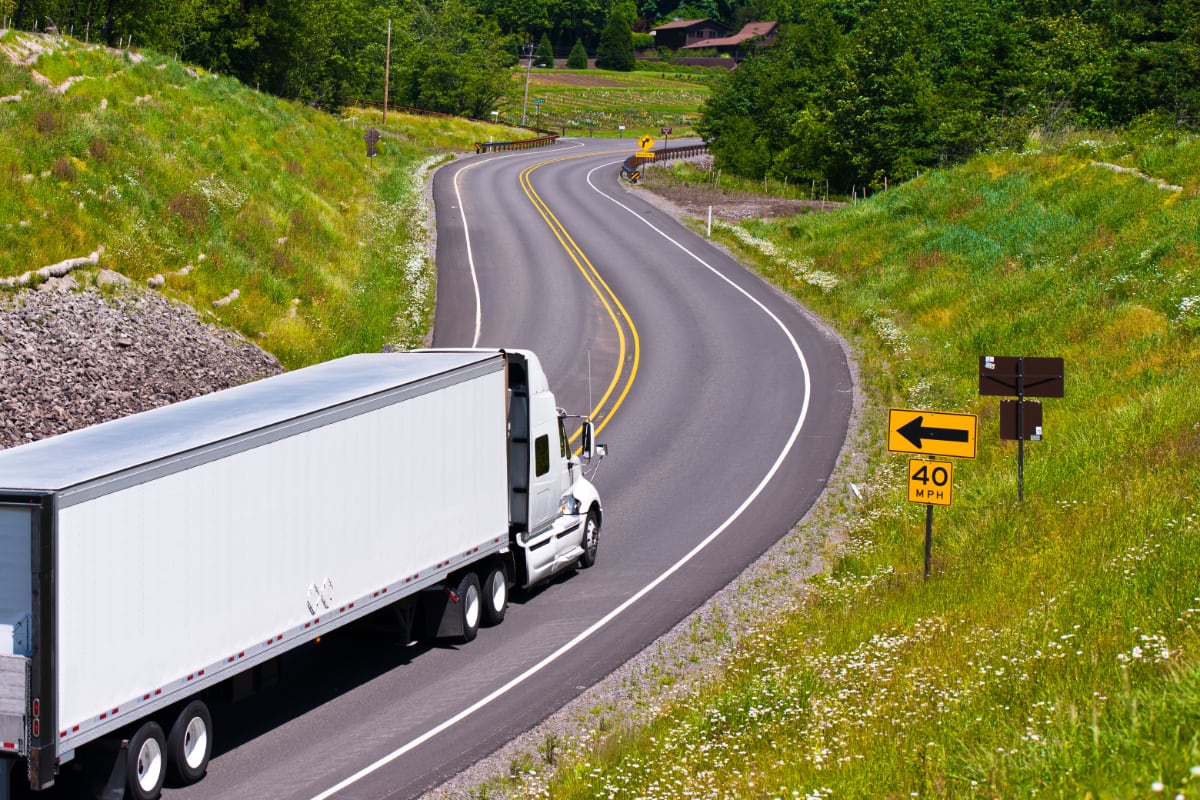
[0, 349, 604, 799]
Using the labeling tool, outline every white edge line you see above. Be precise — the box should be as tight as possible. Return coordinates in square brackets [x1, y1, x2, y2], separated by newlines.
[448, 141, 586, 348]
[451, 160, 483, 347]
[309, 150, 811, 800]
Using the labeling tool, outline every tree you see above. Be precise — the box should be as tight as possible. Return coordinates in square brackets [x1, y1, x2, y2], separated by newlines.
[548, 0, 607, 53]
[567, 37, 589, 68]
[396, 0, 518, 117]
[536, 31, 554, 67]
[595, 3, 634, 70]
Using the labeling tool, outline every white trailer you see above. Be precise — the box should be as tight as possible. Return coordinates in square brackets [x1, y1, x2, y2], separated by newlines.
[0, 349, 603, 799]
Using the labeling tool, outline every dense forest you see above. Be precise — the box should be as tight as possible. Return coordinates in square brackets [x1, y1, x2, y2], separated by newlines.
[704, 0, 1200, 189]
[5, 0, 1199, 189]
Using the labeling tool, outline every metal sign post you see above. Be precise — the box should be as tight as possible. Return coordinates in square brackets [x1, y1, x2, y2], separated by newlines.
[364, 128, 381, 165]
[890, 411, 970, 579]
[908, 458, 953, 579]
[980, 356, 1063, 501]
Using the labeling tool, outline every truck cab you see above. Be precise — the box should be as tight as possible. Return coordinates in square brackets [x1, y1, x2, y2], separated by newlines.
[502, 350, 603, 588]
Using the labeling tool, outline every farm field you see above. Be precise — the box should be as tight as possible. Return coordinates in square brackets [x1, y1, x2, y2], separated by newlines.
[500, 66, 711, 138]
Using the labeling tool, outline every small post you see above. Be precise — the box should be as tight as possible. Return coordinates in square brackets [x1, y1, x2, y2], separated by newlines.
[706, 206, 712, 237]
[1017, 357, 1025, 502]
[924, 504, 933, 579]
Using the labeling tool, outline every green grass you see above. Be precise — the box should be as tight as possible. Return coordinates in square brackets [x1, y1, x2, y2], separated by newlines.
[0, 30, 451, 368]
[489, 130, 1200, 798]
[498, 66, 710, 138]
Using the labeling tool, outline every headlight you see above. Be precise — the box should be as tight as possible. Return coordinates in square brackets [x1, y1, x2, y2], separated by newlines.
[560, 494, 581, 515]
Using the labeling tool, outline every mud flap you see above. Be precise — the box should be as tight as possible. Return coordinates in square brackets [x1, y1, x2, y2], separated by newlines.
[82, 737, 128, 800]
[2, 757, 12, 800]
[421, 587, 465, 641]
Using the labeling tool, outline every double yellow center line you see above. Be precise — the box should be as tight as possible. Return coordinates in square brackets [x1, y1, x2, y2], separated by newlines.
[517, 154, 640, 440]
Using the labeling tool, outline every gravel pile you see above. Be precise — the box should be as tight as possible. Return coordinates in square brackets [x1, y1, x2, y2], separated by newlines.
[0, 281, 282, 450]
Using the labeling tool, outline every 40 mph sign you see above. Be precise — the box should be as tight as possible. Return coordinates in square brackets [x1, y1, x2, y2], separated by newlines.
[888, 408, 977, 459]
[908, 459, 953, 506]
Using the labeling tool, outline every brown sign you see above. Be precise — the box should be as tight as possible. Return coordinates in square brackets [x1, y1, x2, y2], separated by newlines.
[364, 127, 381, 158]
[1000, 399, 1042, 440]
[979, 356, 1063, 398]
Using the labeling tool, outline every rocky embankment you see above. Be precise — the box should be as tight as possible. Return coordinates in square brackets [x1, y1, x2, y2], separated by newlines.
[0, 278, 282, 450]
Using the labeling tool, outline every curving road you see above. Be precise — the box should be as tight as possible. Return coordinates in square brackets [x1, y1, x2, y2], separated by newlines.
[21, 139, 850, 800]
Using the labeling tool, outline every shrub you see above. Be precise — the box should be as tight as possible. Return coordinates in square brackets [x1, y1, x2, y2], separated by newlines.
[51, 157, 76, 182]
[167, 192, 207, 229]
[34, 109, 58, 136]
[88, 137, 109, 160]
[567, 38, 588, 69]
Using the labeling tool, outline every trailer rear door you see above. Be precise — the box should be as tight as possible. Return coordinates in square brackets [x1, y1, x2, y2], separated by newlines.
[0, 505, 32, 754]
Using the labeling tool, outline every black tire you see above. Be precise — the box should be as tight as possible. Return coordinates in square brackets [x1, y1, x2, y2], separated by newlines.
[455, 572, 482, 643]
[578, 508, 600, 569]
[125, 720, 167, 800]
[167, 700, 212, 786]
[480, 565, 508, 627]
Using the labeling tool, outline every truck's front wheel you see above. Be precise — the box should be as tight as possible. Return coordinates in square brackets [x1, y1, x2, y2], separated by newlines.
[578, 509, 600, 569]
[126, 720, 167, 800]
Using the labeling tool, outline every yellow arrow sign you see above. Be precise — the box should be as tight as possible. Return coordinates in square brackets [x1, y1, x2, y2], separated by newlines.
[888, 408, 977, 459]
[638, 135, 656, 151]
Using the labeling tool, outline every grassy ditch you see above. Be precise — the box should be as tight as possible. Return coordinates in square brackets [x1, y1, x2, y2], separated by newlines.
[0, 31, 459, 368]
[499, 132, 1200, 797]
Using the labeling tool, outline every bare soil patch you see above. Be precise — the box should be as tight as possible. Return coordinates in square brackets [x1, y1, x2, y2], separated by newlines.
[636, 163, 845, 222]
[530, 72, 627, 88]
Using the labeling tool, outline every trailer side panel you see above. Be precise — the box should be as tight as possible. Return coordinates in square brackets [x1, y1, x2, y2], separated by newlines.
[53, 366, 509, 748]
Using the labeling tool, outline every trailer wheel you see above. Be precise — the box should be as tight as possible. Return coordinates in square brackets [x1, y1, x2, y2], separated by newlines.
[578, 508, 600, 569]
[167, 700, 212, 785]
[481, 565, 508, 626]
[455, 572, 482, 643]
[126, 720, 167, 800]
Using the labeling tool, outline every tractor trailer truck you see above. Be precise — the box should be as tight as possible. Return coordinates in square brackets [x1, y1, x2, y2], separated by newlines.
[0, 348, 604, 799]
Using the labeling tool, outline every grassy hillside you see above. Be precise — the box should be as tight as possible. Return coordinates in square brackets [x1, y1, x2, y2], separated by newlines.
[491, 133, 1200, 797]
[0, 31, 513, 368]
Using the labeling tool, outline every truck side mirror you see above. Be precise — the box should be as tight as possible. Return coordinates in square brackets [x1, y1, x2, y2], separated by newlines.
[581, 421, 602, 460]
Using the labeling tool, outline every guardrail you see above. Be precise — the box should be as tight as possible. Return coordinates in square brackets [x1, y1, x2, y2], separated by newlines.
[621, 142, 709, 183]
[649, 143, 709, 163]
[475, 135, 560, 154]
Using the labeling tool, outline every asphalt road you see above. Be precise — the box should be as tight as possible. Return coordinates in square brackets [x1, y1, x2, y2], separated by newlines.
[15, 138, 852, 800]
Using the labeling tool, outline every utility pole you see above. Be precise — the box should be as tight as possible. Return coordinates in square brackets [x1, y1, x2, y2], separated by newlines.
[382, 19, 392, 127]
[521, 42, 535, 126]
